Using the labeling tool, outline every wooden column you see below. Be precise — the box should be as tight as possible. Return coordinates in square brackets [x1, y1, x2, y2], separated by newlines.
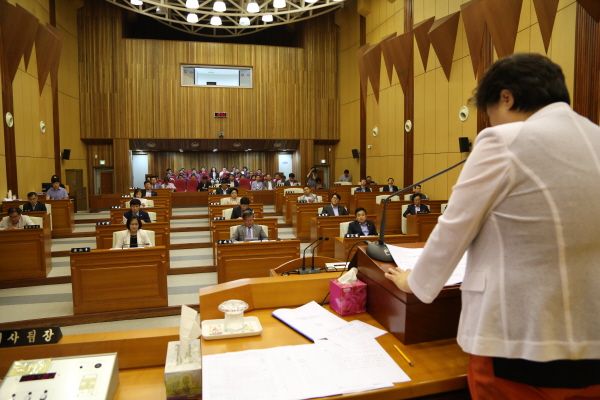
[113, 139, 131, 193]
[476, 26, 493, 133]
[573, 3, 600, 124]
[0, 30, 17, 197]
[49, 0, 61, 177]
[299, 139, 315, 185]
[359, 16, 367, 180]
[402, 0, 414, 187]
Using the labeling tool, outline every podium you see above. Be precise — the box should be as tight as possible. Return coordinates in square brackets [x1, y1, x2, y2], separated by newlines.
[70, 246, 168, 314]
[355, 244, 462, 344]
[216, 240, 300, 283]
[270, 255, 343, 276]
[406, 213, 441, 242]
[334, 234, 420, 261]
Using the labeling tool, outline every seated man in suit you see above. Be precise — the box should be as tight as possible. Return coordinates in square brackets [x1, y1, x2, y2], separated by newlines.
[0, 207, 35, 230]
[354, 178, 372, 192]
[347, 207, 378, 236]
[383, 178, 399, 193]
[228, 174, 240, 187]
[366, 176, 377, 185]
[251, 175, 264, 190]
[322, 193, 348, 216]
[284, 173, 300, 186]
[410, 184, 429, 201]
[222, 188, 241, 205]
[150, 175, 162, 189]
[263, 174, 276, 190]
[23, 192, 47, 212]
[115, 216, 154, 248]
[231, 211, 268, 241]
[298, 186, 318, 202]
[216, 180, 233, 195]
[403, 193, 430, 217]
[122, 198, 152, 224]
[231, 197, 253, 219]
[197, 175, 211, 191]
[143, 181, 158, 197]
[46, 178, 69, 199]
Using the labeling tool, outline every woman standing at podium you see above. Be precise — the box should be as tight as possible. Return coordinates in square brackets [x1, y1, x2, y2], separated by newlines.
[385, 54, 600, 398]
[115, 216, 153, 248]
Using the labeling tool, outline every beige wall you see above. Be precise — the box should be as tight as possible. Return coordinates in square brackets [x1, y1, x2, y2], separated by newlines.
[1, 0, 84, 199]
[336, 0, 577, 200]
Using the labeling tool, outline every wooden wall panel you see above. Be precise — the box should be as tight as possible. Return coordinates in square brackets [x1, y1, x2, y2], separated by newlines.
[78, 0, 338, 144]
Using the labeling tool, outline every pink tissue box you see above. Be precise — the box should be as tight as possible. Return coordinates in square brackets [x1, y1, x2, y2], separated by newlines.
[330, 278, 367, 316]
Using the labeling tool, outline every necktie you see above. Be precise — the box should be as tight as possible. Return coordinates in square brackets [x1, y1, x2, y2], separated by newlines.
[247, 227, 252, 239]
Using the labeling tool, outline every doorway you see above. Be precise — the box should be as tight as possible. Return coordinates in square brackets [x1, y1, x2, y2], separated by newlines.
[94, 167, 115, 195]
[132, 154, 149, 188]
[65, 169, 87, 211]
[278, 154, 293, 179]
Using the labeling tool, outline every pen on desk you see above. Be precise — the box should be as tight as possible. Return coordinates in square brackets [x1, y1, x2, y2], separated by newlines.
[394, 345, 414, 367]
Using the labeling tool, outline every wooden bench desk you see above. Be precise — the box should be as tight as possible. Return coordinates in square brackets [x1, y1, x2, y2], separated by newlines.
[216, 239, 301, 283]
[210, 218, 280, 262]
[291, 202, 328, 239]
[406, 213, 441, 242]
[207, 203, 264, 220]
[0, 227, 51, 281]
[310, 215, 377, 258]
[376, 201, 447, 234]
[110, 206, 170, 224]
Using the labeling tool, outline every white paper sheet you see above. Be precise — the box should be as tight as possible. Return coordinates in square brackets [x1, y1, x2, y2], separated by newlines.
[325, 320, 387, 348]
[271, 301, 348, 341]
[387, 245, 467, 286]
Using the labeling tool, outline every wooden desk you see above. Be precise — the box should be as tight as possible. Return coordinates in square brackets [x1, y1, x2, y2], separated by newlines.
[110, 206, 170, 224]
[119, 196, 171, 212]
[0, 227, 51, 281]
[284, 191, 330, 223]
[407, 213, 441, 242]
[207, 194, 254, 205]
[334, 234, 420, 262]
[210, 218, 279, 262]
[96, 222, 171, 267]
[376, 201, 447, 234]
[275, 186, 287, 213]
[70, 246, 168, 314]
[42, 199, 75, 236]
[349, 191, 385, 215]
[247, 189, 275, 204]
[270, 256, 343, 276]
[291, 202, 327, 239]
[199, 276, 469, 399]
[170, 191, 208, 207]
[208, 187, 248, 194]
[153, 188, 175, 196]
[208, 203, 264, 220]
[310, 215, 377, 258]
[216, 240, 300, 283]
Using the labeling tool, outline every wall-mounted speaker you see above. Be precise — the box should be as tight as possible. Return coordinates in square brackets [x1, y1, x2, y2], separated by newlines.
[458, 137, 470, 153]
[351, 149, 359, 159]
[62, 149, 71, 160]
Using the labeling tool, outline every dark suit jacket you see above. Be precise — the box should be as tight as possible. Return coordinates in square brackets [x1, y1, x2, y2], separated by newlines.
[123, 209, 152, 223]
[228, 180, 240, 187]
[322, 204, 349, 216]
[231, 206, 253, 219]
[382, 185, 399, 192]
[410, 193, 428, 201]
[144, 190, 158, 197]
[216, 187, 233, 195]
[284, 180, 301, 186]
[209, 172, 220, 180]
[354, 187, 371, 193]
[403, 204, 430, 217]
[347, 220, 378, 236]
[23, 202, 47, 212]
[197, 182, 211, 191]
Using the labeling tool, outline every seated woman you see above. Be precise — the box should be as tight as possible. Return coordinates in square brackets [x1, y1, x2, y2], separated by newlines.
[347, 207, 378, 236]
[222, 188, 241, 205]
[115, 216, 154, 248]
[403, 193, 430, 217]
[132, 188, 148, 207]
[165, 177, 176, 189]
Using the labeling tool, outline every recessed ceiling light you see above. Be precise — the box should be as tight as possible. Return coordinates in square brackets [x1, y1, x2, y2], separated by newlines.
[213, 149, 218, 152]
[147, 142, 156, 147]
[274, 142, 282, 147]
[191, 142, 199, 147]
[233, 142, 242, 147]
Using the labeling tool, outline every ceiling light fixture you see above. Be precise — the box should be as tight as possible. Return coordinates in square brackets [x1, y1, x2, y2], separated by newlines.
[262, 14, 273, 22]
[187, 13, 199, 23]
[247, 1, 260, 13]
[186, 0, 200, 9]
[213, 0, 226, 12]
[273, 0, 286, 8]
[239, 17, 251, 26]
[131, 0, 143, 5]
[210, 15, 222, 25]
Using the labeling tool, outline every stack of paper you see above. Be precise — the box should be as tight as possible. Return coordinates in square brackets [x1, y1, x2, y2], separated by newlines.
[386, 245, 466, 286]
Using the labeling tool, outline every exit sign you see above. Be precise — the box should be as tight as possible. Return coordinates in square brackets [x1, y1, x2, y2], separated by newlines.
[214, 112, 227, 117]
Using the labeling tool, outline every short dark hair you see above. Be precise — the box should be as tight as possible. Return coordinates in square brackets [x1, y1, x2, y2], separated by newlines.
[360, 178, 367, 182]
[472, 53, 570, 113]
[7, 207, 22, 215]
[344, 170, 349, 173]
[332, 193, 341, 200]
[366, 176, 372, 179]
[130, 198, 141, 206]
[414, 184, 422, 189]
[388, 178, 394, 181]
[289, 173, 295, 178]
[27, 192, 37, 198]
[304, 185, 311, 190]
[51, 177, 60, 184]
[133, 188, 143, 197]
[242, 210, 254, 220]
[240, 197, 250, 205]
[144, 180, 151, 186]
[412, 193, 422, 202]
[221, 180, 229, 185]
[230, 188, 238, 194]
[355, 207, 367, 216]
[126, 215, 143, 230]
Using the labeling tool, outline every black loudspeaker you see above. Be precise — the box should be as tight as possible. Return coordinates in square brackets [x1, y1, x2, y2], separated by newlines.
[351, 149, 359, 159]
[62, 149, 71, 160]
[458, 137, 470, 153]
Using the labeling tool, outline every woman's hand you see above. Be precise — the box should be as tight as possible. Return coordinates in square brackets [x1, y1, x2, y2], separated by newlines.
[384, 268, 413, 293]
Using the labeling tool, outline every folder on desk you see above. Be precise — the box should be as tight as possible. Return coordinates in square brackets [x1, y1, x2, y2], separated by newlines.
[271, 301, 348, 342]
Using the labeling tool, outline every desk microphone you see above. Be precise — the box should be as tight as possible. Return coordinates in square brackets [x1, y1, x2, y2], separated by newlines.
[302, 236, 323, 269]
[367, 158, 467, 263]
[300, 237, 328, 274]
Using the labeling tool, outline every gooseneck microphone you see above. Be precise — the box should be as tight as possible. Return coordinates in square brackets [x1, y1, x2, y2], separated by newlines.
[310, 237, 329, 270]
[367, 158, 468, 262]
[302, 236, 323, 269]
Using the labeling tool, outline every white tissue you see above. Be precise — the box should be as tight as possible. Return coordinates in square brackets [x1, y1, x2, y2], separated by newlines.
[338, 268, 358, 284]
[178, 305, 202, 363]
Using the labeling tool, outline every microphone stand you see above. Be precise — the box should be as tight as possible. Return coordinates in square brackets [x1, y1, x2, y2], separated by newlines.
[367, 158, 467, 262]
[308, 237, 329, 272]
[302, 236, 323, 270]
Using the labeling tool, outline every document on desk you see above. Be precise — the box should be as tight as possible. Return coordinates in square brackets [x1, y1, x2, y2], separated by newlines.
[325, 319, 387, 348]
[202, 340, 411, 400]
[387, 245, 467, 286]
[271, 301, 348, 341]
